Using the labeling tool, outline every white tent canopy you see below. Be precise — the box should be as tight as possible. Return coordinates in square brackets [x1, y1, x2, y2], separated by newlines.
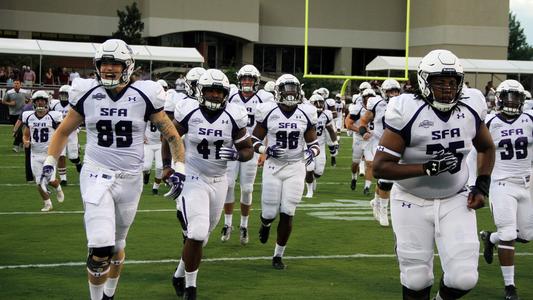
[366, 56, 533, 75]
[0, 37, 204, 63]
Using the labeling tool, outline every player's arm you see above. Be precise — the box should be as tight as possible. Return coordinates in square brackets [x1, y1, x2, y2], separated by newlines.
[2, 94, 14, 106]
[251, 121, 267, 153]
[468, 123, 495, 209]
[358, 110, 374, 140]
[160, 118, 186, 182]
[325, 123, 337, 142]
[47, 109, 84, 160]
[150, 110, 185, 165]
[231, 128, 254, 162]
[22, 125, 30, 148]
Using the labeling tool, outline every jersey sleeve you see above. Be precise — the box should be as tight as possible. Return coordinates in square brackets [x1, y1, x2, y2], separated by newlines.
[21, 111, 31, 126]
[69, 78, 99, 116]
[256, 89, 275, 103]
[230, 104, 248, 129]
[301, 103, 318, 126]
[324, 110, 334, 125]
[326, 98, 336, 108]
[255, 102, 276, 123]
[461, 88, 488, 121]
[174, 98, 198, 123]
[385, 94, 417, 132]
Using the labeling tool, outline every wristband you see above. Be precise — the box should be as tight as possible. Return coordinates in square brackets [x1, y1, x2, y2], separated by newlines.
[359, 127, 368, 136]
[475, 175, 491, 196]
[173, 161, 186, 174]
[162, 158, 172, 168]
[258, 145, 266, 154]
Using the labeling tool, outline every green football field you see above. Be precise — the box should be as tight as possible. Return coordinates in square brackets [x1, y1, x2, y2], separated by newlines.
[0, 124, 532, 299]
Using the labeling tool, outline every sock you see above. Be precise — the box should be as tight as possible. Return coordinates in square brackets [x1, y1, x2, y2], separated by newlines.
[501, 266, 515, 286]
[44, 199, 52, 206]
[240, 215, 249, 228]
[365, 180, 371, 188]
[351, 172, 357, 179]
[379, 197, 389, 208]
[185, 270, 198, 288]
[89, 282, 104, 300]
[224, 214, 232, 227]
[174, 259, 185, 278]
[153, 182, 160, 189]
[490, 232, 500, 244]
[306, 182, 313, 194]
[104, 276, 120, 297]
[313, 179, 317, 191]
[59, 171, 67, 181]
[274, 243, 286, 257]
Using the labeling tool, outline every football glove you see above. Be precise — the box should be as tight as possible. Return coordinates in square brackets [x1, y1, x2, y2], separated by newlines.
[304, 146, 319, 167]
[329, 143, 339, 157]
[219, 147, 240, 161]
[265, 145, 286, 158]
[422, 150, 458, 176]
[40, 165, 54, 191]
[164, 172, 186, 200]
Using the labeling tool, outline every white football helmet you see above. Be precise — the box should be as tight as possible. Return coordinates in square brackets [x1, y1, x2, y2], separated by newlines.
[94, 39, 135, 89]
[275, 74, 302, 107]
[156, 79, 168, 91]
[58, 85, 70, 102]
[264, 81, 276, 94]
[380, 79, 401, 101]
[359, 82, 371, 92]
[32, 90, 50, 113]
[237, 64, 261, 93]
[309, 94, 325, 112]
[197, 69, 230, 111]
[361, 88, 376, 98]
[175, 78, 188, 93]
[496, 79, 525, 116]
[186, 67, 207, 97]
[417, 49, 464, 112]
[318, 87, 330, 99]
[525, 90, 532, 100]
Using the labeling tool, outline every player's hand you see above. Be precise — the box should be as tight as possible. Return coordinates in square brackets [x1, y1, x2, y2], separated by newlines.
[164, 172, 186, 199]
[422, 150, 457, 176]
[23, 140, 30, 148]
[161, 166, 174, 182]
[257, 153, 266, 167]
[39, 165, 54, 191]
[467, 189, 485, 210]
[304, 148, 318, 167]
[266, 145, 286, 158]
[362, 132, 372, 140]
[219, 147, 240, 161]
[329, 142, 339, 157]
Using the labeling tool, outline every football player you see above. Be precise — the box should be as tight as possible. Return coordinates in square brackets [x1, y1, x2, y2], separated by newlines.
[164, 68, 205, 120]
[334, 93, 346, 133]
[373, 49, 495, 300]
[50, 84, 83, 186]
[167, 69, 253, 299]
[304, 94, 337, 198]
[39, 39, 185, 300]
[359, 79, 401, 226]
[345, 88, 375, 193]
[221, 64, 274, 244]
[523, 90, 533, 110]
[252, 74, 319, 270]
[315, 87, 339, 167]
[22, 91, 64, 211]
[479, 80, 533, 300]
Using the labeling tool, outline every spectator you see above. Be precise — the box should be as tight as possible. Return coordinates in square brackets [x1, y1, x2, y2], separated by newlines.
[69, 69, 80, 84]
[0, 67, 7, 83]
[43, 67, 55, 85]
[88, 72, 96, 79]
[23, 66, 36, 87]
[58, 67, 69, 85]
[2, 79, 30, 152]
[485, 80, 494, 96]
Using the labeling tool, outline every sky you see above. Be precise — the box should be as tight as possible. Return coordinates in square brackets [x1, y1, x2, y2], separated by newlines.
[510, 0, 533, 45]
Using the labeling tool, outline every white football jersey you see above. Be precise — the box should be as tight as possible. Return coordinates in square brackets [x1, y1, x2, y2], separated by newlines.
[385, 89, 487, 199]
[256, 102, 318, 162]
[366, 96, 387, 139]
[228, 89, 275, 134]
[486, 111, 533, 181]
[69, 78, 165, 173]
[164, 90, 190, 114]
[316, 110, 333, 146]
[144, 120, 161, 145]
[50, 100, 71, 118]
[335, 101, 345, 116]
[523, 100, 533, 111]
[175, 101, 248, 177]
[348, 100, 373, 133]
[22, 110, 63, 154]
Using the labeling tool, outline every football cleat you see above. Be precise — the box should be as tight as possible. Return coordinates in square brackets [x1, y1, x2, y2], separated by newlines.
[41, 203, 53, 212]
[350, 179, 357, 190]
[504, 285, 519, 300]
[259, 223, 271, 244]
[379, 206, 389, 227]
[370, 200, 380, 221]
[183, 286, 197, 300]
[363, 187, 370, 196]
[479, 231, 495, 264]
[60, 180, 67, 187]
[220, 225, 232, 242]
[240, 226, 249, 245]
[172, 276, 185, 297]
[152, 188, 158, 195]
[57, 189, 65, 203]
[272, 256, 285, 270]
[101, 292, 114, 300]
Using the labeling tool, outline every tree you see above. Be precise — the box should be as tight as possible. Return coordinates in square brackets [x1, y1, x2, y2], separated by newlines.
[508, 12, 533, 60]
[112, 2, 145, 45]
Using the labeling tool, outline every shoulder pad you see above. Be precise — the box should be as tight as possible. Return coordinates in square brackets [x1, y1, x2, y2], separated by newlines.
[385, 93, 421, 131]
[174, 98, 199, 122]
[49, 111, 63, 122]
[132, 80, 166, 110]
[21, 111, 33, 124]
[460, 88, 488, 120]
[226, 102, 248, 129]
[299, 103, 318, 125]
[255, 101, 277, 123]
[256, 89, 275, 103]
[69, 78, 99, 106]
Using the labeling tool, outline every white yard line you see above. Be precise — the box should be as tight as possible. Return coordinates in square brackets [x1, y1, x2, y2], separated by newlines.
[2, 253, 532, 270]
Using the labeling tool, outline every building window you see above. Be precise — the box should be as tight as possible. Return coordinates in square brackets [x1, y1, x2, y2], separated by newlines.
[281, 47, 295, 73]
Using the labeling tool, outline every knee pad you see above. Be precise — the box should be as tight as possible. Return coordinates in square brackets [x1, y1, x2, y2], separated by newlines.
[497, 227, 517, 242]
[352, 158, 361, 164]
[261, 202, 279, 220]
[187, 217, 209, 241]
[517, 227, 533, 242]
[377, 180, 393, 191]
[240, 183, 254, 195]
[398, 247, 434, 291]
[68, 153, 79, 161]
[225, 187, 236, 204]
[87, 246, 113, 277]
[444, 263, 478, 291]
[440, 276, 472, 298]
[240, 190, 253, 206]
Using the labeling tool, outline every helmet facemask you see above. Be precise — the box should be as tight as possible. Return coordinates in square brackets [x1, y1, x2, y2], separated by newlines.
[198, 86, 229, 111]
[33, 97, 49, 113]
[423, 74, 463, 112]
[95, 56, 134, 89]
[238, 75, 258, 93]
[276, 82, 301, 107]
[498, 91, 525, 116]
[59, 92, 69, 104]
